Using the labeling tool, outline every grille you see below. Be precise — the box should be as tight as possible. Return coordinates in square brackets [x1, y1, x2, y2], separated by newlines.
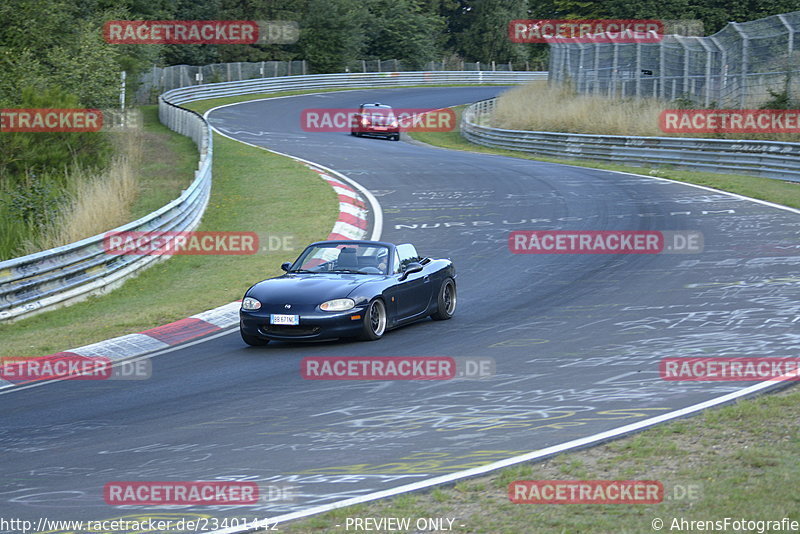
[261, 325, 321, 336]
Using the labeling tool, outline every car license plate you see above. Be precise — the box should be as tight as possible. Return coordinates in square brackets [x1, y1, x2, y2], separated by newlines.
[270, 314, 299, 325]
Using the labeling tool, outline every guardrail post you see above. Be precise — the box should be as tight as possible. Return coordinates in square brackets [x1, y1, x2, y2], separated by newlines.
[592, 44, 600, 94]
[778, 14, 795, 102]
[610, 43, 619, 97]
[698, 37, 716, 107]
[576, 44, 584, 93]
[731, 22, 749, 108]
[659, 39, 666, 99]
[674, 35, 690, 96]
[635, 43, 642, 97]
[709, 36, 728, 104]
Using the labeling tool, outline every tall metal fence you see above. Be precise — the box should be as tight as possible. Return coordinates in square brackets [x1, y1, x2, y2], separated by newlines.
[344, 58, 543, 74]
[549, 11, 800, 107]
[136, 60, 308, 103]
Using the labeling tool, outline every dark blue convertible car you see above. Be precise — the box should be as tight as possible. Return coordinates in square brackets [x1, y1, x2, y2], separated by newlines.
[239, 240, 456, 345]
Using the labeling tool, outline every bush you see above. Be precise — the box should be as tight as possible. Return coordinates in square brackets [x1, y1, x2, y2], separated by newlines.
[0, 87, 111, 185]
[0, 87, 112, 260]
[760, 87, 797, 110]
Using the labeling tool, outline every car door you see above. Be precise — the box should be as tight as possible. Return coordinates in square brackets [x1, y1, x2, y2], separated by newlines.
[392, 244, 433, 320]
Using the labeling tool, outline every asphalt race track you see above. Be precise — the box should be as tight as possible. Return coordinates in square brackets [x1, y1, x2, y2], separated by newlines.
[2, 86, 799, 531]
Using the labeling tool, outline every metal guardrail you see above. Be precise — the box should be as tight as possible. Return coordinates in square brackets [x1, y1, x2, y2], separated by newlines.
[0, 103, 213, 322]
[0, 71, 543, 322]
[462, 98, 800, 182]
[162, 71, 547, 105]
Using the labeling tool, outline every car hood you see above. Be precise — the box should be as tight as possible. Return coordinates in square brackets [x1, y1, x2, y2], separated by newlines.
[246, 273, 380, 307]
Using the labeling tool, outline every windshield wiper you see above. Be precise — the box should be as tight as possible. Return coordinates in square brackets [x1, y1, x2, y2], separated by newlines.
[288, 269, 320, 273]
[327, 269, 365, 274]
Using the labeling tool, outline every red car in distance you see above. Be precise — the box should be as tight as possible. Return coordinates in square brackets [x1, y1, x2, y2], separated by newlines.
[351, 103, 400, 141]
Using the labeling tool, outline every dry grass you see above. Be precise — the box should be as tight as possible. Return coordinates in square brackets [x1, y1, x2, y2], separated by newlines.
[24, 122, 142, 252]
[493, 81, 800, 142]
[494, 82, 665, 137]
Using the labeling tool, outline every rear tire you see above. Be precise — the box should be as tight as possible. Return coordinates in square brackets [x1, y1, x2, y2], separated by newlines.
[391, 134, 400, 141]
[359, 299, 387, 340]
[431, 278, 456, 320]
[241, 330, 270, 346]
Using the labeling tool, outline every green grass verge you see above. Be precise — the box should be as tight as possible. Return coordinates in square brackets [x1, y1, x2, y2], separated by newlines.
[0, 126, 337, 358]
[410, 106, 800, 210]
[131, 106, 198, 219]
[274, 386, 800, 533]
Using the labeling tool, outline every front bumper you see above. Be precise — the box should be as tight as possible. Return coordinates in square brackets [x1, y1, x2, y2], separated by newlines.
[352, 126, 399, 137]
[240, 307, 367, 341]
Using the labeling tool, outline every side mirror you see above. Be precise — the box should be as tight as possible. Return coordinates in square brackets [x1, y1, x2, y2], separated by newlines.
[399, 262, 423, 281]
[281, 262, 292, 272]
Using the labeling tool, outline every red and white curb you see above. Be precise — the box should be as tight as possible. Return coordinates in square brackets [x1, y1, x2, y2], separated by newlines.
[0, 161, 374, 389]
[0, 302, 241, 388]
[307, 166, 369, 241]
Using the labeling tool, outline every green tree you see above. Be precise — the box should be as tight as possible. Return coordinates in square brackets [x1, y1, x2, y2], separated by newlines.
[363, 0, 445, 68]
[298, 0, 366, 73]
[161, 0, 223, 66]
[48, 17, 123, 109]
[0, 0, 75, 105]
[216, 0, 305, 63]
[453, 0, 529, 63]
[0, 88, 110, 183]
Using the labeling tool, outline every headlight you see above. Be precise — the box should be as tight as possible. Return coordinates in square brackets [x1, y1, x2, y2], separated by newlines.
[320, 298, 355, 311]
[242, 297, 261, 310]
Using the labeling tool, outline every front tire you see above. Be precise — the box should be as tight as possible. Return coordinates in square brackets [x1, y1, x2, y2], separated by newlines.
[391, 134, 400, 141]
[359, 299, 387, 340]
[431, 278, 456, 320]
[241, 330, 270, 346]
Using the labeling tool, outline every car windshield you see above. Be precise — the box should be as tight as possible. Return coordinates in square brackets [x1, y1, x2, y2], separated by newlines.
[362, 107, 395, 119]
[291, 243, 390, 275]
